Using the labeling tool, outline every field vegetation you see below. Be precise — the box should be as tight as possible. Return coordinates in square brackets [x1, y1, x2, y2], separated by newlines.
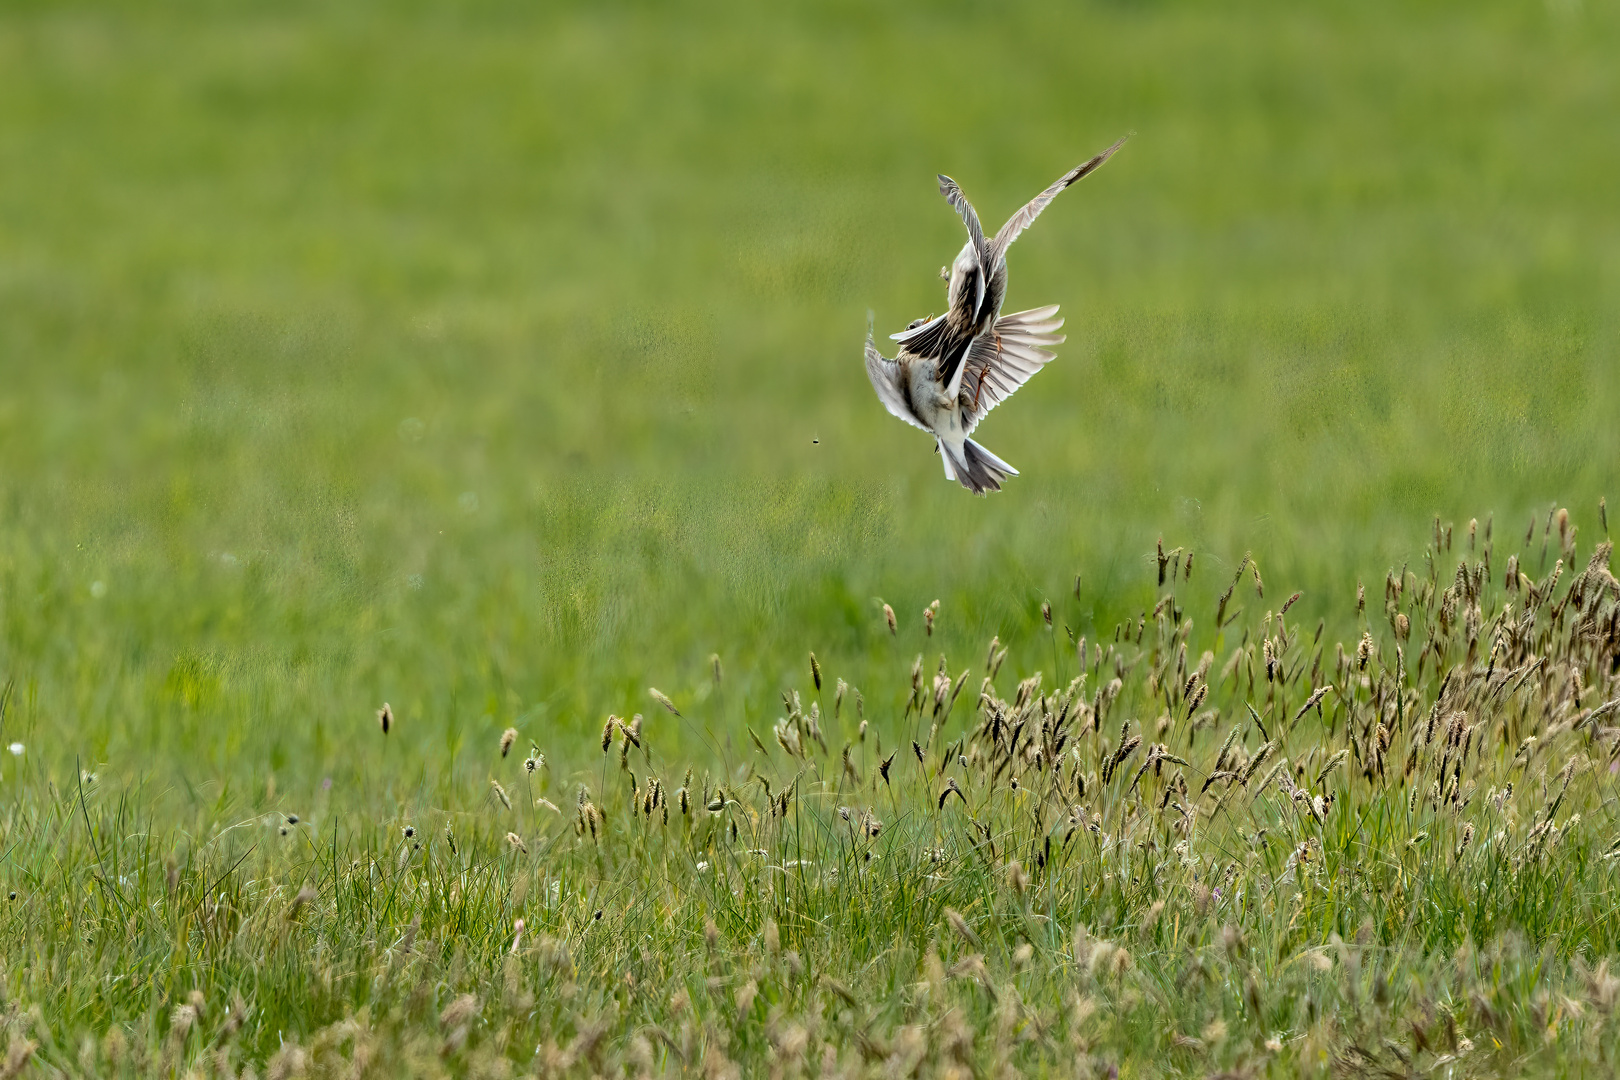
[5, 512, 1620, 1077]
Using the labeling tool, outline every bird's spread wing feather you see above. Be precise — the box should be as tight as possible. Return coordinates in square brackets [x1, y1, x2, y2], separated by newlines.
[937, 174, 989, 264]
[938, 174, 992, 318]
[890, 313, 973, 401]
[889, 312, 948, 352]
[958, 305, 1065, 435]
[865, 325, 927, 432]
[990, 136, 1127, 260]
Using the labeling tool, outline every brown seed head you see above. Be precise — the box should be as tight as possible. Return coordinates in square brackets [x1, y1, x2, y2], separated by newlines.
[943, 907, 981, 948]
[439, 993, 479, 1029]
[286, 884, 317, 919]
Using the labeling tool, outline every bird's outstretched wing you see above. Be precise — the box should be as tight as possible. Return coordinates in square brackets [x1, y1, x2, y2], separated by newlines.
[865, 319, 927, 432]
[890, 312, 974, 401]
[937, 174, 989, 264]
[938, 174, 992, 321]
[957, 305, 1065, 435]
[990, 135, 1127, 260]
[889, 312, 949, 351]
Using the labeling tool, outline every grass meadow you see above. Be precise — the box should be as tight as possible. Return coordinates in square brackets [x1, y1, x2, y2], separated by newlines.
[2, 0, 1619, 1075]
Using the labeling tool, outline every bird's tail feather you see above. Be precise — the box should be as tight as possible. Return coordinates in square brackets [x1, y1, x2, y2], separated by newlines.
[940, 438, 1018, 494]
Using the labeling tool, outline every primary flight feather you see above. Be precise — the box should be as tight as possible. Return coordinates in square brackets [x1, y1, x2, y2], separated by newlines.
[864, 136, 1126, 493]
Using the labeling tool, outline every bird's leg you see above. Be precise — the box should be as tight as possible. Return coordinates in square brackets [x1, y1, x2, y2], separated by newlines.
[970, 332, 1000, 413]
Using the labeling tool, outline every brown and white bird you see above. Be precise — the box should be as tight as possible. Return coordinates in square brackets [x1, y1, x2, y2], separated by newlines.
[864, 137, 1126, 493]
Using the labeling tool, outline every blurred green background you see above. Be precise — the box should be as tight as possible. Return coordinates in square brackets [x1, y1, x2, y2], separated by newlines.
[0, 0, 1616, 791]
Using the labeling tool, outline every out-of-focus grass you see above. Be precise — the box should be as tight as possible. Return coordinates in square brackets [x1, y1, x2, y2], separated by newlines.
[2, 1, 1616, 783]
[0, 0, 1618, 1070]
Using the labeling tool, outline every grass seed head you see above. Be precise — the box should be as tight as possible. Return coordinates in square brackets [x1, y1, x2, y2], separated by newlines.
[439, 994, 479, 1030]
[500, 727, 517, 758]
[1, 1037, 36, 1079]
[649, 688, 681, 717]
[377, 703, 393, 736]
[286, 884, 317, 920]
[944, 907, 980, 949]
[884, 603, 897, 635]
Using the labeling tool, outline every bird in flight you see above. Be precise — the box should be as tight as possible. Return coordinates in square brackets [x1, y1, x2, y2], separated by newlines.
[864, 136, 1126, 493]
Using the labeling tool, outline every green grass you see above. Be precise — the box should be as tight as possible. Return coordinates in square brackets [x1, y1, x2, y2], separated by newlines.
[1, 0, 1619, 1074]
[7, 528, 1620, 1077]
